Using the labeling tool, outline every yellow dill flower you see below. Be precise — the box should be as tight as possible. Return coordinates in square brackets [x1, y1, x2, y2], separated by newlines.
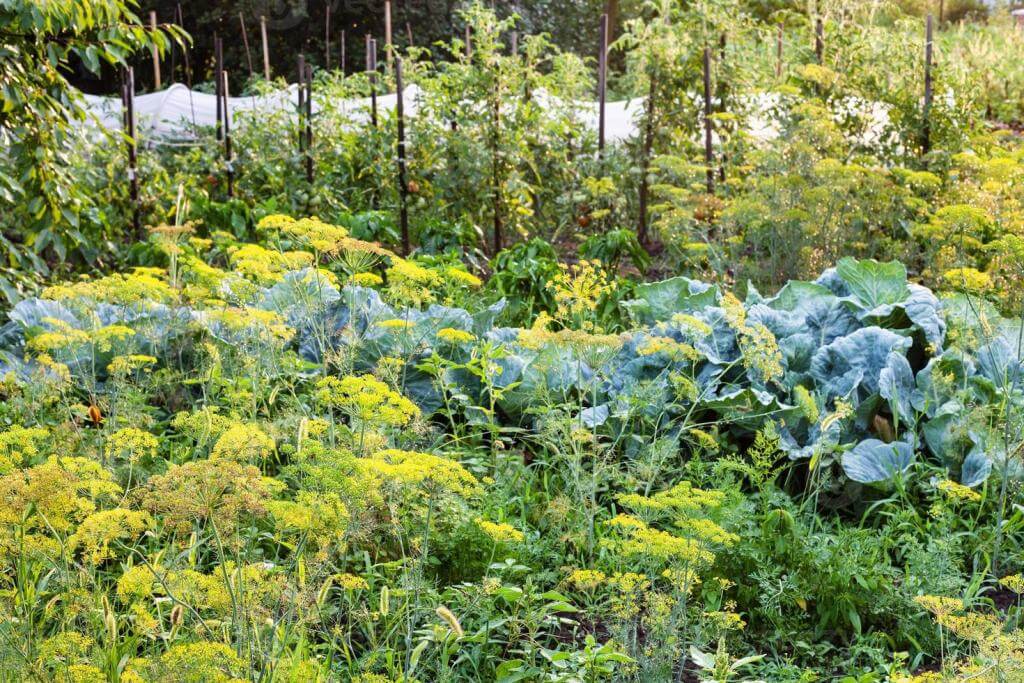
[1000, 574, 1024, 595]
[203, 307, 293, 342]
[107, 354, 157, 376]
[211, 423, 275, 462]
[687, 428, 718, 453]
[267, 492, 349, 545]
[0, 425, 49, 474]
[936, 479, 981, 503]
[445, 267, 482, 288]
[914, 594, 962, 618]
[0, 456, 120, 534]
[65, 665, 105, 683]
[361, 449, 480, 498]
[386, 258, 440, 307]
[477, 519, 525, 544]
[42, 271, 174, 306]
[436, 328, 475, 345]
[105, 427, 159, 464]
[39, 631, 94, 666]
[315, 374, 419, 427]
[637, 336, 700, 362]
[547, 259, 616, 329]
[280, 216, 350, 254]
[377, 318, 414, 330]
[565, 568, 607, 591]
[68, 508, 153, 564]
[670, 313, 713, 337]
[327, 573, 368, 592]
[942, 267, 992, 294]
[350, 272, 384, 287]
[674, 517, 739, 546]
[147, 641, 245, 682]
[229, 243, 314, 285]
[117, 564, 158, 602]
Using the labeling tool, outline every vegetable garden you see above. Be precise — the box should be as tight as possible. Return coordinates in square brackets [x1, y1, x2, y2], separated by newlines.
[3, 0, 1024, 680]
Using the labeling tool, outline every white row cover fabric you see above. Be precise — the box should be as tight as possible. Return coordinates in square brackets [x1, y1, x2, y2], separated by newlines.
[79, 82, 647, 146]
[79, 83, 893, 150]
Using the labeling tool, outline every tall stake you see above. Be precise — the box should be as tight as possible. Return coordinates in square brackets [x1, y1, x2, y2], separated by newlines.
[395, 57, 410, 256]
[215, 36, 224, 142]
[637, 76, 655, 246]
[305, 63, 314, 184]
[123, 67, 140, 236]
[297, 55, 306, 161]
[815, 18, 824, 64]
[406, 22, 413, 46]
[384, 0, 393, 72]
[239, 12, 255, 80]
[718, 33, 726, 184]
[598, 13, 608, 158]
[260, 15, 271, 79]
[325, 4, 331, 69]
[776, 23, 783, 78]
[367, 37, 378, 128]
[223, 69, 234, 198]
[465, 25, 472, 59]
[923, 14, 933, 156]
[703, 46, 714, 195]
[150, 11, 161, 90]
[491, 60, 502, 254]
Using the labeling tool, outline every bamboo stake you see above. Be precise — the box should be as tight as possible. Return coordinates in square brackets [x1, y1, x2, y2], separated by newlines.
[923, 14, 933, 156]
[395, 56, 410, 255]
[260, 15, 271, 80]
[239, 12, 255, 81]
[598, 13, 608, 158]
[150, 11, 161, 90]
[703, 46, 714, 195]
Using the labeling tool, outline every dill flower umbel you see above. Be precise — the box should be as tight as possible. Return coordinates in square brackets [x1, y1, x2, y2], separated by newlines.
[0, 425, 49, 474]
[361, 449, 481, 498]
[315, 374, 419, 428]
[105, 427, 159, 464]
[68, 508, 153, 564]
[436, 327, 476, 345]
[565, 568, 608, 592]
[476, 519, 525, 544]
[350, 271, 384, 287]
[210, 423, 276, 462]
[936, 479, 982, 503]
[548, 259, 616, 330]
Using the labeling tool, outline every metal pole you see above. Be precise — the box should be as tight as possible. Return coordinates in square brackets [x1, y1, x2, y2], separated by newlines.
[598, 13, 608, 157]
[395, 57, 410, 255]
[703, 46, 714, 195]
[150, 11, 161, 90]
[923, 14, 933, 156]
[260, 15, 271, 80]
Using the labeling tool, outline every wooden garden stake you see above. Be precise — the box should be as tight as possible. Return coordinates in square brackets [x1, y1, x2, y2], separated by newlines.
[384, 0, 393, 71]
[406, 22, 413, 46]
[215, 36, 224, 142]
[815, 18, 824, 64]
[491, 60, 502, 254]
[340, 29, 346, 75]
[367, 37, 378, 128]
[703, 46, 714, 195]
[150, 11, 161, 89]
[222, 69, 234, 198]
[260, 15, 271, 79]
[923, 14, 933, 155]
[718, 33, 726, 183]
[598, 13, 608, 157]
[637, 76, 655, 246]
[510, 30, 518, 56]
[240, 12, 255, 80]
[305, 63, 314, 184]
[297, 55, 306, 158]
[325, 4, 331, 69]
[395, 57, 410, 256]
[122, 67, 140, 236]
[465, 25, 472, 59]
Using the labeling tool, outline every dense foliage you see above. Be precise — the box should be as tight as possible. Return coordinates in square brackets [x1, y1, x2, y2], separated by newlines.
[3, 1, 1024, 681]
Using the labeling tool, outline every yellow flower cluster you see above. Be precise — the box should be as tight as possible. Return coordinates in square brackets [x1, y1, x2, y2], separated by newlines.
[229, 243, 314, 284]
[436, 327, 476, 345]
[386, 258, 441, 307]
[477, 519, 525, 544]
[637, 335, 701, 362]
[108, 354, 157, 376]
[68, 508, 152, 564]
[941, 267, 992, 294]
[105, 427, 159, 464]
[445, 267, 483, 288]
[0, 425, 49, 474]
[360, 449, 481, 498]
[936, 479, 981, 503]
[211, 423, 276, 462]
[548, 259, 616, 330]
[42, 269, 174, 307]
[722, 292, 784, 384]
[267, 491, 349, 546]
[351, 271, 384, 287]
[315, 374, 419, 427]
[565, 568, 608, 591]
